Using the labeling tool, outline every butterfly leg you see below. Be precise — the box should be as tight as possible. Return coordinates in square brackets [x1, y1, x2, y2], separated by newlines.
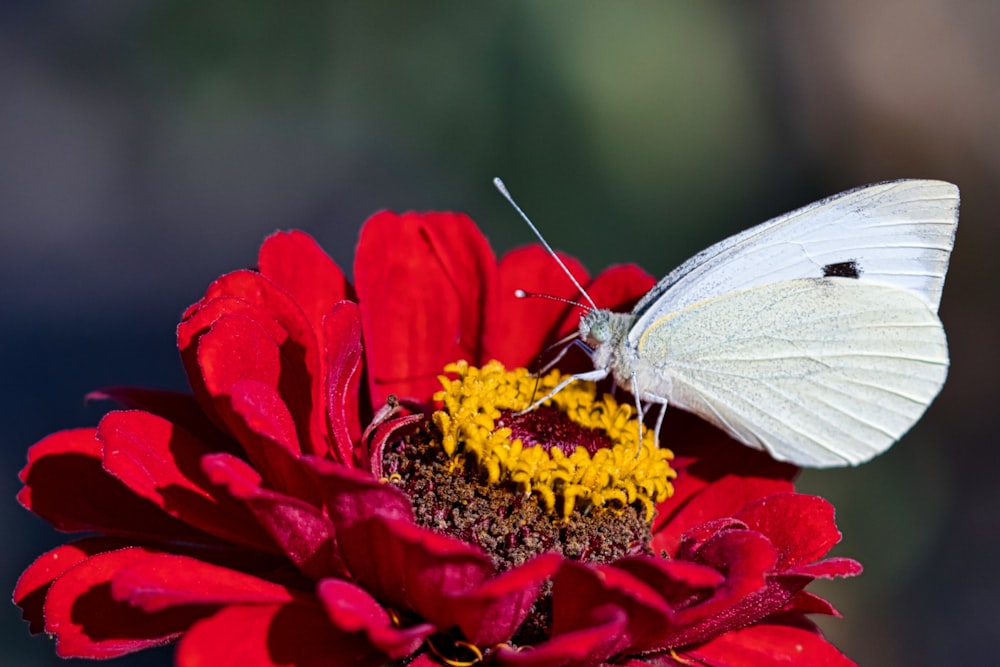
[629, 373, 645, 447]
[649, 396, 669, 448]
[516, 367, 610, 414]
[539, 338, 592, 374]
[627, 377, 671, 452]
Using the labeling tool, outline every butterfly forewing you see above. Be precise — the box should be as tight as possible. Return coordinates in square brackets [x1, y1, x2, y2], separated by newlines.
[644, 278, 948, 467]
[629, 180, 958, 350]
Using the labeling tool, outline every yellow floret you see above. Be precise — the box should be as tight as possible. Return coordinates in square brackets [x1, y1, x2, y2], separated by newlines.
[431, 360, 676, 520]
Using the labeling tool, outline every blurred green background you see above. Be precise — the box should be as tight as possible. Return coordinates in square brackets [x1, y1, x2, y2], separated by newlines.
[2, 2, 997, 665]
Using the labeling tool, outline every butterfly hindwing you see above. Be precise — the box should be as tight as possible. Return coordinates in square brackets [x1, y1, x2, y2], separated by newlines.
[637, 278, 948, 467]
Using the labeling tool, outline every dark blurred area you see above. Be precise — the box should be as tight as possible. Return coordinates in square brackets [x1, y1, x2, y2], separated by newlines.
[2, 3, 996, 665]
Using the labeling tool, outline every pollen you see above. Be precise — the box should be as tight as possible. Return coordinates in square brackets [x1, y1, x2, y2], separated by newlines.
[431, 360, 676, 520]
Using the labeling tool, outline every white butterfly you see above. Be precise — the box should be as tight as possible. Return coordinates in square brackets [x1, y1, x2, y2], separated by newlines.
[496, 178, 958, 468]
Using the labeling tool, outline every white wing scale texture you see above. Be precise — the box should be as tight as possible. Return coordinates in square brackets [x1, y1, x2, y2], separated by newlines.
[638, 278, 949, 467]
[629, 179, 959, 354]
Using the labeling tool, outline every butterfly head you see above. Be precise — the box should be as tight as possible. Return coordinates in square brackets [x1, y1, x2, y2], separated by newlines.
[578, 308, 635, 376]
[581, 308, 635, 346]
[579, 309, 612, 345]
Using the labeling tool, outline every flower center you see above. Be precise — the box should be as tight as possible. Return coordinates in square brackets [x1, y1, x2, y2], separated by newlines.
[380, 360, 676, 575]
[498, 405, 614, 455]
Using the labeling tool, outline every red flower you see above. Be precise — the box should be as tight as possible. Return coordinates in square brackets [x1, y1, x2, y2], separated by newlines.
[15, 212, 861, 666]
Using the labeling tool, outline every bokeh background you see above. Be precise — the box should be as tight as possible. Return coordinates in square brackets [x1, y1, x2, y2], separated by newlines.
[3, 2, 997, 665]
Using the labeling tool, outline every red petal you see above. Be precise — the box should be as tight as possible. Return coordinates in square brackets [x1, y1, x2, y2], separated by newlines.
[734, 494, 842, 571]
[683, 526, 777, 591]
[613, 659, 684, 667]
[784, 591, 842, 617]
[87, 387, 231, 447]
[223, 378, 308, 493]
[98, 410, 276, 551]
[309, 458, 487, 620]
[181, 270, 329, 457]
[491, 245, 590, 368]
[178, 292, 290, 430]
[111, 554, 294, 610]
[494, 605, 629, 667]
[367, 414, 423, 479]
[305, 456, 414, 526]
[684, 622, 858, 667]
[337, 515, 493, 626]
[785, 557, 863, 579]
[18, 428, 208, 542]
[257, 230, 354, 328]
[317, 578, 433, 658]
[305, 457, 433, 588]
[669, 519, 857, 650]
[203, 453, 345, 579]
[551, 561, 673, 654]
[655, 412, 797, 523]
[355, 211, 497, 404]
[447, 553, 563, 646]
[44, 547, 214, 659]
[675, 517, 747, 556]
[585, 264, 657, 313]
[664, 530, 778, 647]
[653, 475, 795, 557]
[195, 313, 286, 427]
[14, 538, 130, 634]
[188, 271, 312, 340]
[323, 301, 365, 463]
[611, 555, 724, 608]
[176, 602, 393, 667]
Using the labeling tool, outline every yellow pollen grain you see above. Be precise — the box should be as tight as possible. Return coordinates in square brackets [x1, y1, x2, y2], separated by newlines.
[431, 360, 676, 520]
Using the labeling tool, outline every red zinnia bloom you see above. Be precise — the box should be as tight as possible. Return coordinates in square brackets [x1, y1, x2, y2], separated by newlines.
[15, 211, 861, 666]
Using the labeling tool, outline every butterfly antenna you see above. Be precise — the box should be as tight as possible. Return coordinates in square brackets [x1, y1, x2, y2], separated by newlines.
[514, 289, 593, 312]
[494, 177, 598, 310]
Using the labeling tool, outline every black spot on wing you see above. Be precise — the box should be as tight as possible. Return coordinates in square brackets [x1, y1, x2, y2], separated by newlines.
[822, 260, 862, 279]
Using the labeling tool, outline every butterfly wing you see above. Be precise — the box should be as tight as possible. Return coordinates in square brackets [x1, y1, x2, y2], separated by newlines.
[629, 180, 958, 349]
[643, 278, 948, 467]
